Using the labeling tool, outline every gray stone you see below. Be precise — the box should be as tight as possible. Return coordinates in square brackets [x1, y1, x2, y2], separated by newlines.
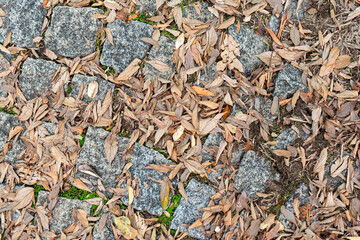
[0, 52, 10, 98]
[170, 179, 216, 239]
[137, 0, 157, 13]
[92, 208, 114, 240]
[36, 191, 92, 234]
[120, 143, 175, 216]
[258, 97, 277, 124]
[143, 36, 175, 80]
[270, 128, 297, 150]
[100, 20, 153, 73]
[234, 150, 280, 198]
[286, 0, 311, 23]
[45, 6, 103, 58]
[201, 132, 224, 163]
[198, 63, 217, 84]
[183, 2, 215, 22]
[75, 127, 128, 195]
[0, 0, 46, 48]
[273, 64, 308, 99]
[269, 15, 281, 35]
[228, 24, 269, 75]
[279, 183, 310, 229]
[69, 74, 114, 103]
[19, 58, 60, 100]
[0, 112, 26, 164]
[76, 126, 174, 216]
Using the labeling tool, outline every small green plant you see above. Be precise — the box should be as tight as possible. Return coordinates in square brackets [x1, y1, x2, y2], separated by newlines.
[79, 133, 86, 146]
[34, 184, 46, 200]
[95, 33, 102, 50]
[158, 192, 182, 227]
[0, 107, 17, 114]
[133, 12, 156, 25]
[106, 67, 115, 75]
[67, 85, 72, 94]
[60, 186, 99, 200]
[152, 147, 169, 158]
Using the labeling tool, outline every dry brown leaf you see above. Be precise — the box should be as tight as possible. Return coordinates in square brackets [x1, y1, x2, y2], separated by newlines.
[77, 209, 89, 227]
[160, 180, 170, 210]
[256, 51, 283, 66]
[191, 86, 215, 96]
[217, 16, 235, 29]
[183, 159, 206, 175]
[114, 58, 141, 82]
[199, 101, 219, 109]
[87, 81, 99, 99]
[334, 55, 351, 69]
[73, 178, 92, 192]
[128, 186, 134, 206]
[319, 46, 340, 76]
[336, 90, 358, 99]
[290, 24, 300, 46]
[104, 28, 114, 46]
[346, 7, 360, 21]
[272, 149, 292, 158]
[146, 59, 172, 73]
[104, 133, 118, 165]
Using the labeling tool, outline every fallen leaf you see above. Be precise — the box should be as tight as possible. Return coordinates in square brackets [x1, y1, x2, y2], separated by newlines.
[191, 86, 215, 96]
[114, 216, 138, 239]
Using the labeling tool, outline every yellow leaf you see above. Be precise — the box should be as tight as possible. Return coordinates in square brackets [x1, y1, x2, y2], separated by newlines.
[191, 86, 215, 96]
[128, 186, 134, 206]
[114, 216, 138, 239]
[160, 181, 170, 210]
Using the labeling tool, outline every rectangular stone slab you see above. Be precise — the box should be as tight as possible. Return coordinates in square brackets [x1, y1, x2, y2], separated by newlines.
[0, 0, 46, 48]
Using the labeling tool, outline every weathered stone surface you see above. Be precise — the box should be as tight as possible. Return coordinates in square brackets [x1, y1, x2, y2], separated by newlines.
[143, 36, 175, 80]
[76, 126, 174, 216]
[279, 183, 310, 229]
[271, 128, 298, 150]
[229, 24, 269, 76]
[45, 6, 103, 58]
[0, 52, 10, 98]
[285, 0, 311, 23]
[120, 143, 174, 216]
[0, 112, 26, 164]
[92, 208, 114, 240]
[75, 127, 128, 195]
[258, 97, 277, 124]
[69, 74, 114, 103]
[234, 150, 280, 198]
[36, 191, 92, 234]
[183, 2, 214, 22]
[19, 58, 60, 100]
[269, 15, 281, 35]
[100, 20, 153, 73]
[273, 64, 308, 99]
[170, 179, 216, 239]
[0, 0, 46, 48]
[198, 63, 217, 85]
[137, 0, 157, 13]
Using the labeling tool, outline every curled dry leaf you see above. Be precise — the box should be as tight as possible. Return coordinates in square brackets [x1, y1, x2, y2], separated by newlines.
[73, 178, 92, 192]
[146, 59, 172, 73]
[256, 51, 283, 66]
[173, 125, 184, 141]
[128, 186, 134, 205]
[114, 216, 138, 239]
[184, 159, 206, 175]
[272, 149, 292, 158]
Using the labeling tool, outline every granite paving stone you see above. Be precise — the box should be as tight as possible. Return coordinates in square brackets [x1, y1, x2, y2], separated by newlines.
[18, 58, 60, 100]
[92, 208, 114, 240]
[183, 1, 215, 22]
[0, 52, 10, 98]
[100, 20, 153, 73]
[279, 183, 311, 229]
[69, 74, 114, 103]
[75, 127, 128, 195]
[0, 112, 26, 164]
[270, 128, 298, 150]
[143, 35, 175, 80]
[234, 150, 280, 198]
[137, 0, 157, 14]
[228, 24, 269, 76]
[0, 0, 46, 48]
[45, 6, 103, 58]
[258, 97, 278, 124]
[36, 191, 92, 234]
[273, 64, 308, 99]
[170, 179, 216, 239]
[76, 126, 174, 216]
[120, 143, 175, 216]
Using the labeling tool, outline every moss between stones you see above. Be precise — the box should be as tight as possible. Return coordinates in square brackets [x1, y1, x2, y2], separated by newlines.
[79, 133, 86, 146]
[132, 12, 156, 25]
[0, 107, 18, 114]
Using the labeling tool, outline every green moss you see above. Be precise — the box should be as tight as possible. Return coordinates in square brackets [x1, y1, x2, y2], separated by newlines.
[60, 186, 99, 200]
[79, 133, 86, 146]
[152, 147, 169, 158]
[120, 129, 130, 138]
[67, 85, 72, 94]
[132, 12, 156, 25]
[106, 67, 115, 75]
[158, 192, 182, 227]
[201, 135, 208, 144]
[95, 33, 102, 50]
[162, 31, 177, 40]
[0, 107, 17, 114]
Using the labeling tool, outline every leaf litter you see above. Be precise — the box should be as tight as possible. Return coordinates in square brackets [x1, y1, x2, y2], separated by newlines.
[0, 0, 359, 239]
